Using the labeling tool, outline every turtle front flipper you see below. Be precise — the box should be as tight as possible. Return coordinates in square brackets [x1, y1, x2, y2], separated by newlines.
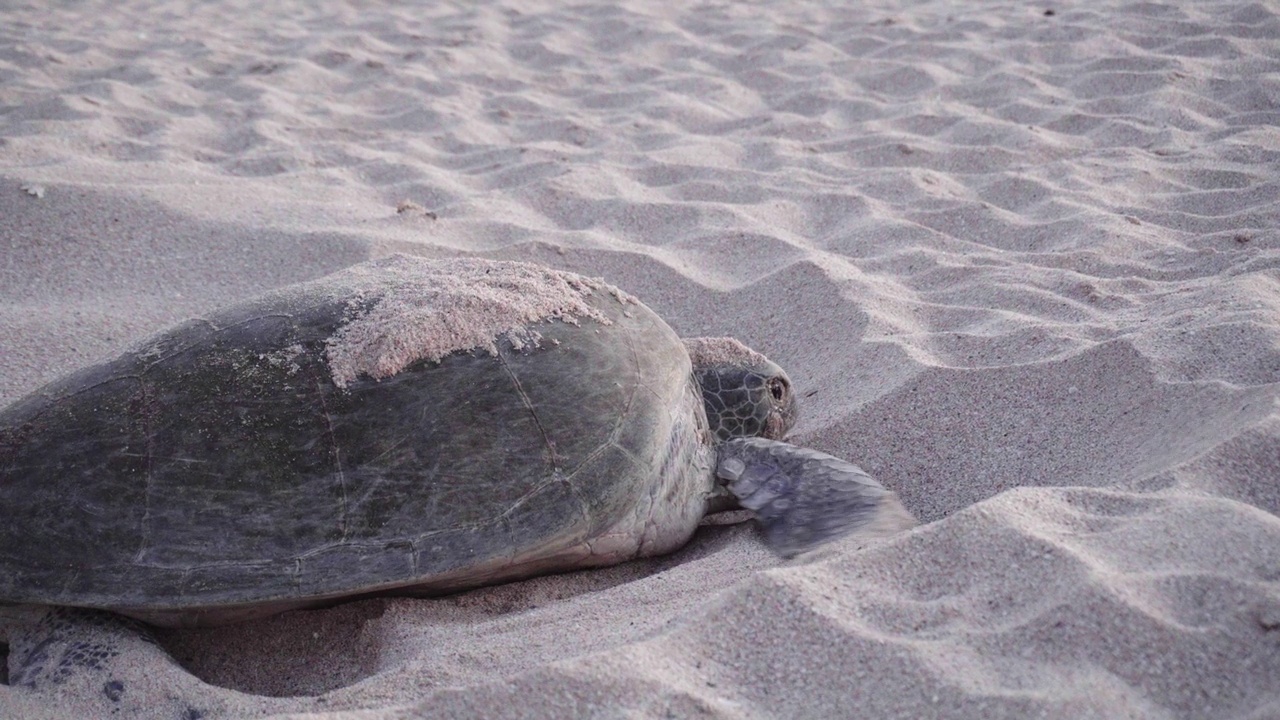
[715, 438, 915, 558]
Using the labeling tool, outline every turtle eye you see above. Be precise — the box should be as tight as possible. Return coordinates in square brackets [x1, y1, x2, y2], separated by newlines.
[768, 377, 788, 402]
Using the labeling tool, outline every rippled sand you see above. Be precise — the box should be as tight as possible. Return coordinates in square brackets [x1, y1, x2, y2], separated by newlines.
[2, 0, 1278, 717]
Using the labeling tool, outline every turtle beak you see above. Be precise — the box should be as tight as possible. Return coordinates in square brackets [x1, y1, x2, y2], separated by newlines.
[763, 411, 789, 440]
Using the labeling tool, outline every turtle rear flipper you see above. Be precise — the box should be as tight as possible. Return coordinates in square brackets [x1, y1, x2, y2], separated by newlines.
[716, 438, 916, 558]
[4, 608, 220, 718]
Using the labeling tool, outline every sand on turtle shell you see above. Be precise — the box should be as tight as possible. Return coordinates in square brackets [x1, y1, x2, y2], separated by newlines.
[324, 255, 624, 388]
[681, 336, 773, 371]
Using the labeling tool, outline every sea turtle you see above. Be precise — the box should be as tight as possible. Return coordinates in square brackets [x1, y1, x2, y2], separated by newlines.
[0, 255, 912, 688]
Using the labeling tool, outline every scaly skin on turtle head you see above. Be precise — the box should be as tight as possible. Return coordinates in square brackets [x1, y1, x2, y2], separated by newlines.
[682, 337, 798, 443]
[695, 363, 796, 442]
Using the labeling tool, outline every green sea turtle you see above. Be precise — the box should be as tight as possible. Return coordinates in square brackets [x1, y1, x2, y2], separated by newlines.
[0, 255, 912, 690]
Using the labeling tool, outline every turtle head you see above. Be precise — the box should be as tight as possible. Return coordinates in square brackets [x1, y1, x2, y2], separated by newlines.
[683, 337, 798, 442]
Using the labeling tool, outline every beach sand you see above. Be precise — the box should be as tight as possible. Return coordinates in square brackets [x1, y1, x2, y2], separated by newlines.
[2, 0, 1278, 717]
